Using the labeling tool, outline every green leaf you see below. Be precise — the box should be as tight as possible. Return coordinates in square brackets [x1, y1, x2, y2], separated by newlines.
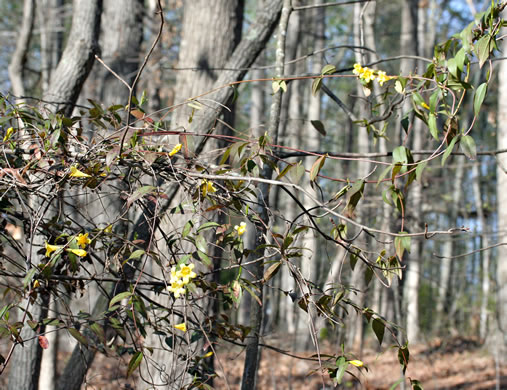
[473, 83, 487, 117]
[461, 135, 476, 160]
[389, 378, 405, 390]
[345, 179, 365, 217]
[364, 266, 374, 286]
[23, 268, 37, 289]
[441, 136, 459, 166]
[335, 356, 348, 384]
[109, 291, 132, 309]
[455, 47, 467, 71]
[474, 34, 493, 68]
[428, 113, 438, 140]
[182, 221, 193, 238]
[68, 328, 89, 347]
[394, 232, 411, 259]
[310, 120, 326, 136]
[429, 90, 439, 113]
[310, 154, 327, 182]
[196, 221, 220, 233]
[447, 58, 458, 78]
[321, 64, 336, 75]
[372, 318, 385, 345]
[127, 351, 143, 377]
[415, 161, 427, 181]
[195, 234, 207, 253]
[128, 249, 145, 260]
[410, 379, 424, 390]
[312, 77, 323, 96]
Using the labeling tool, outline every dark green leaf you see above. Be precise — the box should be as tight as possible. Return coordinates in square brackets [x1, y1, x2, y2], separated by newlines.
[335, 356, 348, 384]
[441, 136, 459, 166]
[473, 83, 487, 117]
[428, 113, 438, 140]
[68, 328, 88, 347]
[109, 292, 132, 309]
[127, 351, 143, 377]
[372, 318, 385, 345]
[310, 120, 326, 136]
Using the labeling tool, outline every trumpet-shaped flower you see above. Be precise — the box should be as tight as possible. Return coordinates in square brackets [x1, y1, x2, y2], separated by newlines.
[45, 242, 62, 257]
[377, 71, 391, 86]
[349, 360, 364, 367]
[174, 322, 187, 332]
[76, 233, 91, 249]
[352, 63, 363, 76]
[234, 222, 247, 236]
[70, 166, 91, 178]
[168, 278, 186, 298]
[179, 263, 197, 284]
[201, 179, 217, 197]
[169, 143, 182, 157]
[360, 67, 375, 83]
[67, 248, 87, 257]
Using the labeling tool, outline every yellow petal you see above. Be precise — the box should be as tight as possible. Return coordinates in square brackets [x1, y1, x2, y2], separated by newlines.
[174, 322, 187, 332]
[421, 102, 430, 110]
[67, 248, 87, 257]
[349, 359, 364, 367]
[3, 127, 14, 142]
[45, 242, 62, 257]
[203, 351, 213, 358]
[70, 166, 91, 178]
[169, 143, 182, 157]
[76, 233, 91, 249]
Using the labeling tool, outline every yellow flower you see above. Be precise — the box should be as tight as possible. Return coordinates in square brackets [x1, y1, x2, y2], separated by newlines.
[45, 242, 62, 257]
[174, 322, 187, 332]
[234, 222, 247, 236]
[76, 233, 91, 249]
[67, 248, 87, 257]
[349, 360, 364, 367]
[360, 67, 375, 83]
[33, 280, 40, 289]
[3, 127, 14, 142]
[168, 279, 186, 298]
[169, 143, 182, 157]
[179, 263, 197, 284]
[377, 71, 392, 86]
[421, 102, 430, 110]
[203, 351, 213, 358]
[201, 179, 217, 197]
[70, 166, 91, 178]
[353, 63, 363, 76]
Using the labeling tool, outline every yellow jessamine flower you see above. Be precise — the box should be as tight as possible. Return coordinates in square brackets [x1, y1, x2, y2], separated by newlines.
[234, 222, 247, 236]
[377, 71, 392, 86]
[353, 63, 363, 76]
[70, 166, 91, 178]
[174, 322, 187, 332]
[360, 67, 375, 83]
[169, 143, 182, 157]
[179, 263, 197, 284]
[201, 179, 217, 197]
[421, 102, 430, 110]
[45, 242, 62, 257]
[3, 127, 15, 142]
[203, 351, 213, 358]
[76, 233, 91, 249]
[168, 279, 186, 298]
[67, 248, 87, 257]
[349, 360, 364, 367]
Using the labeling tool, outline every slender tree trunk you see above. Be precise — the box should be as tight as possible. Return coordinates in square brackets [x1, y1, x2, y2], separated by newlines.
[495, 13, 507, 360]
[434, 157, 464, 333]
[7, 2, 102, 390]
[296, 1, 325, 351]
[8, 0, 35, 100]
[241, 2, 291, 388]
[41, 0, 102, 116]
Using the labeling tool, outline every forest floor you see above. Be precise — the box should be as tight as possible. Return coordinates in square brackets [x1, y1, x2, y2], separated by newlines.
[1, 336, 505, 389]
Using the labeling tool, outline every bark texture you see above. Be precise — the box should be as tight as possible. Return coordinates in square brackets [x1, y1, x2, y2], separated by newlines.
[8, 0, 35, 99]
[42, 0, 103, 116]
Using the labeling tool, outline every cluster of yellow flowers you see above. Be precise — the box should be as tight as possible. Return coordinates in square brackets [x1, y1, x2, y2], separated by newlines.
[201, 179, 217, 197]
[353, 63, 393, 86]
[167, 262, 197, 298]
[45, 232, 91, 258]
[234, 221, 247, 236]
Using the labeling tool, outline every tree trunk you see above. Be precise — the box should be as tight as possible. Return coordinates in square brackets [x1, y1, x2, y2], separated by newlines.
[8, 0, 35, 99]
[41, 0, 102, 116]
[496, 13, 507, 360]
